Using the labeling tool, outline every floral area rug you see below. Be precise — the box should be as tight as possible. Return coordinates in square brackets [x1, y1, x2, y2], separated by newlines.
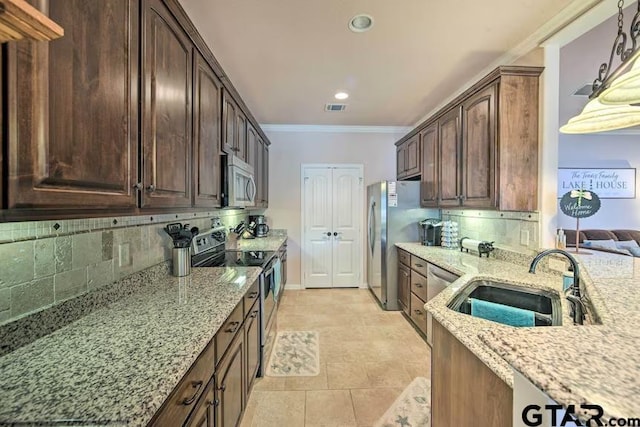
[374, 376, 431, 427]
[266, 331, 320, 377]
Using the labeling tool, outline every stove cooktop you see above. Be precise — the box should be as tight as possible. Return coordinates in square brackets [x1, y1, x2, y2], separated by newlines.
[193, 249, 277, 268]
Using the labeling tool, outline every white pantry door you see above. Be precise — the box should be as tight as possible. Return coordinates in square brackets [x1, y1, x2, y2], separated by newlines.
[302, 165, 363, 288]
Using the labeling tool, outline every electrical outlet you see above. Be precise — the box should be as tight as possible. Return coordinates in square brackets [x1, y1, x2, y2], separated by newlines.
[520, 230, 530, 246]
[548, 258, 566, 272]
[118, 243, 132, 267]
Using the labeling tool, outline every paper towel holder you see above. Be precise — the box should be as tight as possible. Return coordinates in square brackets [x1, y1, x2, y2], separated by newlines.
[459, 237, 495, 257]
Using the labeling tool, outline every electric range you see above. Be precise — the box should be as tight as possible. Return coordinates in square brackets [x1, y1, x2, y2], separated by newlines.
[190, 226, 281, 377]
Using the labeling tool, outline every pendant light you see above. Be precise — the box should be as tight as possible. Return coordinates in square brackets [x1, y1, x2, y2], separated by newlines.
[560, 0, 640, 133]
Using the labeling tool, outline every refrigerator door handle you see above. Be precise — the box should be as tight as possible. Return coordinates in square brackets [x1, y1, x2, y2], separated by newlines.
[368, 199, 376, 255]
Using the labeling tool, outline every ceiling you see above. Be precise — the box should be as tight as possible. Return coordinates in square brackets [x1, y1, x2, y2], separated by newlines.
[181, 0, 589, 126]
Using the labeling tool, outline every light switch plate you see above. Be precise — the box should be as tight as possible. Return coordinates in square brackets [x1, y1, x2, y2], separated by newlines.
[118, 243, 132, 267]
[520, 230, 530, 246]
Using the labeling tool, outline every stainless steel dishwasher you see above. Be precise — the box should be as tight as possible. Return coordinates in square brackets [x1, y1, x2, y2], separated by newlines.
[426, 264, 459, 346]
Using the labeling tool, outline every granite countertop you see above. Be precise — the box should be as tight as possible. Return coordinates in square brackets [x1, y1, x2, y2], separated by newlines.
[397, 243, 640, 423]
[0, 266, 262, 426]
[225, 229, 287, 251]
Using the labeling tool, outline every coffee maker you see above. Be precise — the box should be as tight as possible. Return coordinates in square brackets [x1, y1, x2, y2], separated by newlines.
[419, 218, 442, 246]
[249, 215, 270, 238]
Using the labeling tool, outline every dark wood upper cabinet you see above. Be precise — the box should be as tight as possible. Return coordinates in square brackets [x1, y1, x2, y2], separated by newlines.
[235, 110, 247, 162]
[420, 123, 438, 207]
[141, 0, 193, 208]
[246, 123, 257, 170]
[396, 145, 406, 180]
[193, 52, 222, 208]
[462, 84, 496, 208]
[438, 108, 461, 207]
[6, 0, 139, 211]
[255, 137, 264, 205]
[405, 135, 420, 177]
[222, 90, 238, 155]
[262, 143, 269, 207]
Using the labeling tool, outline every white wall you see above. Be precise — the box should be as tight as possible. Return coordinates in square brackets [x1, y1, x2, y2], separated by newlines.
[262, 129, 405, 285]
[558, 5, 640, 230]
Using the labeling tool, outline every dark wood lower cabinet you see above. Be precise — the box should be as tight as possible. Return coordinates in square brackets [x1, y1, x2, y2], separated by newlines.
[185, 379, 216, 427]
[432, 320, 512, 427]
[216, 332, 245, 427]
[398, 263, 410, 316]
[244, 302, 260, 395]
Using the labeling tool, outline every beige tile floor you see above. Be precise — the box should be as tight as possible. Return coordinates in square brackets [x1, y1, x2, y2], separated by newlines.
[240, 288, 431, 427]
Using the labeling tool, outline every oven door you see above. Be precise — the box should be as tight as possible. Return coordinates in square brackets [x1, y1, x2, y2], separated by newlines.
[227, 156, 256, 208]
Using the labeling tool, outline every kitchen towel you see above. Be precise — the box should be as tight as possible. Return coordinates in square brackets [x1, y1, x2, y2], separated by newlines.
[470, 298, 535, 327]
[272, 258, 282, 301]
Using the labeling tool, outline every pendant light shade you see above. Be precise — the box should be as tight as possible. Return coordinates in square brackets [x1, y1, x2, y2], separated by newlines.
[559, 98, 640, 134]
[599, 53, 640, 105]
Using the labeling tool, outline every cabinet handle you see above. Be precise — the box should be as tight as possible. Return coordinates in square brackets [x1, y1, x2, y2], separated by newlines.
[209, 398, 220, 407]
[181, 380, 203, 405]
[415, 283, 423, 288]
[250, 310, 259, 318]
[132, 182, 142, 190]
[415, 263, 424, 268]
[248, 291, 258, 299]
[225, 321, 240, 333]
[414, 310, 423, 316]
[147, 184, 156, 192]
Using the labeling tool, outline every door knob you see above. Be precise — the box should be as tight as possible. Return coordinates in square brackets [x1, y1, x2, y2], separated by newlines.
[326, 232, 331, 237]
[333, 232, 338, 236]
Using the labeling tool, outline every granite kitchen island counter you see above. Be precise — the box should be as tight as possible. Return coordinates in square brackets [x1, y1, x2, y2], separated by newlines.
[397, 243, 640, 423]
[0, 265, 261, 426]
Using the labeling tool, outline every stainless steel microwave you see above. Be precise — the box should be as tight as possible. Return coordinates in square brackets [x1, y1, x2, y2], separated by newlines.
[223, 155, 256, 208]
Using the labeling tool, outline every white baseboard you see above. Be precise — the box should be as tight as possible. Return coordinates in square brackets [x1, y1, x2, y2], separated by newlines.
[359, 282, 369, 289]
[284, 283, 303, 290]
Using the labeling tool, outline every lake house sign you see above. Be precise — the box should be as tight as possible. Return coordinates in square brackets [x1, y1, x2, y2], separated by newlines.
[557, 168, 636, 199]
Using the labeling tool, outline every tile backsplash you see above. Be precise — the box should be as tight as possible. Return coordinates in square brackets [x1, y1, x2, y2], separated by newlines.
[0, 209, 248, 325]
[441, 209, 539, 254]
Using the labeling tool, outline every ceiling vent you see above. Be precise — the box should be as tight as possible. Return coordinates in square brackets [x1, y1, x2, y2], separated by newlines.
[572, 83, 593, 96]
[325, 103, 347, 112]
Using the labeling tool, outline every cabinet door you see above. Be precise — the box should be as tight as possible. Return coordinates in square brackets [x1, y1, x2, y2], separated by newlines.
[244, 303, 260, 395]
[405, 135, 420, 177]
[141, 0, 192, 208]
[236, 111, 248, 161]
[7, 0, 139, 211]
[185, 380, 216, 427]
[255, 138, 264, 206]
[396, 144, 406, 179]
[216, 332, 245, 427]
[420, 124, 438, 207]
[262, 144, 269, 207]
[462, 84, 496, 208]
[222, 91, 237, 154]
[193, 53, 222, 208]
[398, 263, 410, 316]
[438, 108, 462, 207]
[246, 124, 257, 170]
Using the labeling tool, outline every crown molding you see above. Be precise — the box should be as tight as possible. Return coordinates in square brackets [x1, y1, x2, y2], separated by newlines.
[259, 124, 412, 134]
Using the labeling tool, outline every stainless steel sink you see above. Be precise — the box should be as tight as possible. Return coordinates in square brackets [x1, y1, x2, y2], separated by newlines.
[447, 280, 562, 326]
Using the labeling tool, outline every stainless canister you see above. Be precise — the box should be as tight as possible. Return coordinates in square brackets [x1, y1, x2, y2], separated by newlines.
[172, 247, 191, 277]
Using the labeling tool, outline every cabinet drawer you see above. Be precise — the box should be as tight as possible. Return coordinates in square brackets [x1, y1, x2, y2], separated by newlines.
[410, 270, 428, 301]
[151, 338, 215, 426]
[398, 249, 410, 266]
[216, 300, 244, 366]
[410, 292, 428, 336]
[243, 279, 260, 317]
[410, 256, 428, 276]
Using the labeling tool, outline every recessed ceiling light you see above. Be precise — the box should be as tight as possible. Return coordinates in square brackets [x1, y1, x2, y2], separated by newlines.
[349, 14, 373, 33]
[335, 92, 349, 100]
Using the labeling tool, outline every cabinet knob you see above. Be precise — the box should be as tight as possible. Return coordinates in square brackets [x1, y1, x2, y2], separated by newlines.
[218, 384, 226, 392]
[132, 182, 142, 190]
[147, 184, 156, 192]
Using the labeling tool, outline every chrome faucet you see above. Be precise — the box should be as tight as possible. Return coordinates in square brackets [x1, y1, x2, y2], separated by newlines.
[529, 249, 585, 325]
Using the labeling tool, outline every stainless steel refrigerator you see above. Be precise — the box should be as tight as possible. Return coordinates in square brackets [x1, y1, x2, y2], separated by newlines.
[366, 181, 439, 310]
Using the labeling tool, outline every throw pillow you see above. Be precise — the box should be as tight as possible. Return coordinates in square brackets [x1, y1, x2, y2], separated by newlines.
[615, 240, 640, 250]
[629, 247, 640, 257]
[583, 239, 619, 251]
